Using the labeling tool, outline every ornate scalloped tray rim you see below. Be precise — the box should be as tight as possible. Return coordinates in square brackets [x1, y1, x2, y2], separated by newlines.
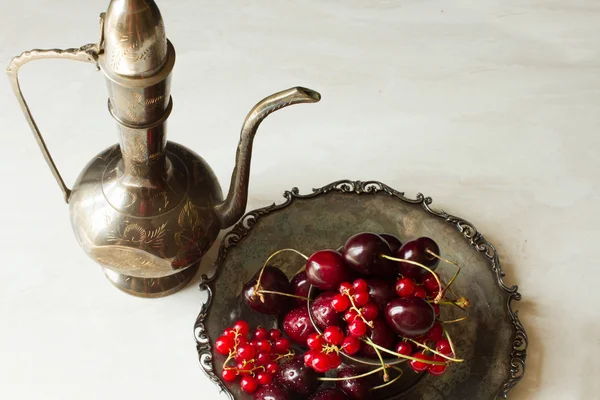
[194, 180, 527, 400]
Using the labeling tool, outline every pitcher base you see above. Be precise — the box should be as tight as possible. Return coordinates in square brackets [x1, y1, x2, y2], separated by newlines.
[102, 264, 199, 298]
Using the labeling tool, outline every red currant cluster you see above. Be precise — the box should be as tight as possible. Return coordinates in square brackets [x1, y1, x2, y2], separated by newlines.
[395, 271, 441, 301]
[214, 321, 294, 394]
[303, 326, 361, 373]
[331, 279, 379, 337]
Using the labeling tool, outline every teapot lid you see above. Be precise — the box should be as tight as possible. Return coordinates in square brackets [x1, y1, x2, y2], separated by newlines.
[103, 0, 168, 78]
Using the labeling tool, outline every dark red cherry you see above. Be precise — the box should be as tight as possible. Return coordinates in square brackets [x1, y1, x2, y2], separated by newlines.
[253, 383, 291, 400]
[366, 279, 396, 311]
[384, 297, 435, 337]
[309, 388, 350, 400]
[310, 291, 343, 330]
[379, 233, 403, 253]
[394, 237, 440, 279]
[276, 356, 321, 396]
[342, 232, 395, 277]
[243, 266, 291, 315]
[335, 366, 371, 399]
[290, 271, 311, 305]
[359, 318, 395, 359]
[283, 306, 317, 345]
[306, 250, 351, 290]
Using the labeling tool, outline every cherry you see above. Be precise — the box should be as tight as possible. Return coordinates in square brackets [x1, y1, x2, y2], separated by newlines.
[221, 368, 237, 382]
[215, 335, 235, 355]
[341, 336, 360, 355]
[311, 352, 331, 373]
[253, 384, 291, 400]
[253, 327, 269, 340]
[348, 320, 367, 337]
[256, 352, 271, 365]
[323, 326, 344, 345]
[409, 351, 430, 372]
[379, 233, 403, 253]
[328, 352, 342, 369]
[283, 306, 316, 345]
[269, 329, 282, 341]
[311, 292, 343, 330]
[342, 232, 395, 277]
[395, 342, 413, 357]
[394, 237, 440, 279]
[352, 279, 368, 293]
[256, 371, 273, 385]
[331, 294, 350, 312]
[277, 356, 321, 396]
[428, 355, 448, 376]
[234, 320, 250, 336]
[240, 375, 259, 394]
[243, 267, 292, 315]
[290, 271, 311, 305]
[335, 366, 370, 399]
[306, 250, 350, 290]
[436, 338, 453, 356]
[274, 338, 291, 354]
[366, 279, 396, 311]
[353, 291, 370, 307]
[413, 286, 427, 299]
[395, 278, 416, 297]
[309, 388, 350, 400]
[360, 302, 378, 321]
[307, 333, 325, 350]
[265, 362, 279, 375]
[384, 297, 435, 337]
[359, 318, 395, 359]
[236, 343, 256, 362]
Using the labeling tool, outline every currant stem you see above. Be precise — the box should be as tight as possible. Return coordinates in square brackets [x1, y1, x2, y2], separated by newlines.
[344, 290, 374, 328]
[366, 337, 389, 382]
[407, 339, 463, 362]
[360, 339, 446, 365]
[438, 315, 469, 324]
[443, 327, 458, 358]
[371, 367, 403, 391]
[256, 289, 311, 302]
[426, 250, 461, 298]
[381, 255, 444, 303]
[317, 366, 385, 381]
[253, 248, 309, 300]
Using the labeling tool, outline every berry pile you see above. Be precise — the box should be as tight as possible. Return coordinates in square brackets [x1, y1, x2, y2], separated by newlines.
[215, 321, 294, 394]
[230, 232, 470, 399]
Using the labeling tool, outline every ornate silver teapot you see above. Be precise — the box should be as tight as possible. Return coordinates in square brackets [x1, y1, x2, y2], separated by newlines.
[7, 0, 320, 297]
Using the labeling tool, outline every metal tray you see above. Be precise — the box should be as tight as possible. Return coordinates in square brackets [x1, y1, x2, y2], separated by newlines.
[194, 180, 527, 399]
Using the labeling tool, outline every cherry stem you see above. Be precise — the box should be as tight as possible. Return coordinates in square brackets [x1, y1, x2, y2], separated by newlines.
[426, 250, 461, 299]
[443, 327, 458, 358]
[253, 248, 309, 300]
[360, 339, 445, 365]
[381, 255, 444, 303]
[256, 289, 311, 302]
[407, 338, 464, 362]
[317, 366, 386, 381]
[366, 337, 389, 382]
[438, 315, 469, 324]
[344, 290, 374, 328]
[371, 367, 403, 391]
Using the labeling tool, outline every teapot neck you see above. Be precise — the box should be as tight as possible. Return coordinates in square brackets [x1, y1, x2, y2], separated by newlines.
[117, 123, 168, 177]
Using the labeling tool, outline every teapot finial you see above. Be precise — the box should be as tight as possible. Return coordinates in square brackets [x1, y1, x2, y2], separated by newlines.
[214, 87, 321, 228]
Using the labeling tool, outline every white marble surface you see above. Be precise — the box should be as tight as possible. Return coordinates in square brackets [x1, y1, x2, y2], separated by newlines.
[1, 0, 599, 398]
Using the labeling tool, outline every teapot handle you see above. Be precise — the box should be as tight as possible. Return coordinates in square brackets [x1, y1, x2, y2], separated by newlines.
[6, 43, 101, 203]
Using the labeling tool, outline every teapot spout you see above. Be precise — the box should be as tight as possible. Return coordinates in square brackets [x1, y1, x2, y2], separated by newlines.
[214, 87, 321, 228]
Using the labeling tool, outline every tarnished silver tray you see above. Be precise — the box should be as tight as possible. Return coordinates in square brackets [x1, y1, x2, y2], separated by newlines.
[194, 180, 527, 399]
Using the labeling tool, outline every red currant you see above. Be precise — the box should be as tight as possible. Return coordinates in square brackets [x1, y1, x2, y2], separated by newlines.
[269, 329, 282, 341]
[256, 371, 273, 385]
[273, 338, 290, 353]
[413, 286, 427, 299]
[237, 361, 254, 376]
[221, 368, 237, 382]
[236, 343, 256, 362]
[424, 322, 443, 342]
[240, 376, 258, 394]
[395, 278, 416, 297]
[223, 328, 236, 338]
[395, 342, 412, 357]
[428, 355, 448, 376]
[339, 282, 354, 295]
[353, 291, 370, 307]
[348, 320, 367, 337]
[343, 309, 359, 323]
[361, 302, 378, 321]
[215, 335, 235, 355]
[328, 352, 342, 369]
[236, 336, 248, 346]
[254, 339, 271, 353]
[331, 294, 350, 312]
[256, 352, 271, 365]
[433, 304, 440, 316]
[436, 339, 453, 356]
[353, 279, 368, 293]
[306, 333, 324, 350]
[323, 326, 344, 345]
[303, 349, 317, 366]
[311, 352, 331, 373]
[341, 336, 360, 355]
[253, 327, 269, 340]
[422, 272, 440, 293]
[234, 320, 249, 336]
[265, 362, 279, 375]
[409, 351, 430, 372]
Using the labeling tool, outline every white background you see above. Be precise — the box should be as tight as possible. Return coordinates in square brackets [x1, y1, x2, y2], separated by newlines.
[1, 0, 599, 399]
